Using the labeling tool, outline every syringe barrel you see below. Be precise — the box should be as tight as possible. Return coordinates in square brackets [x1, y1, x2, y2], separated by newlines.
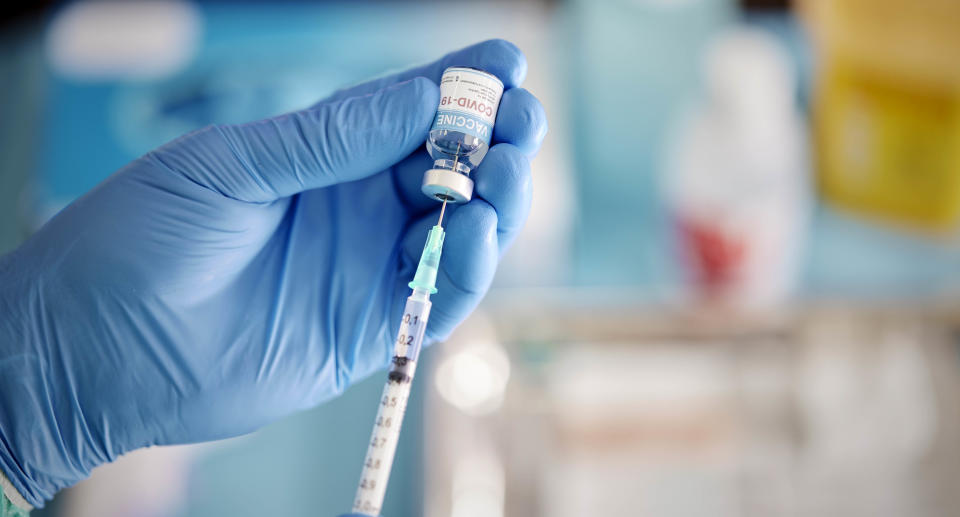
[351, 293, 431, 515]
[392, 295, 430, 363]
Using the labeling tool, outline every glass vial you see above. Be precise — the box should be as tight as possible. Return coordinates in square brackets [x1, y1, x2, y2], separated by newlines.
[422, 66, 504, 203]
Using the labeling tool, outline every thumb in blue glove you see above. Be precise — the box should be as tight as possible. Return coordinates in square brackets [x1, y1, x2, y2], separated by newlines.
[0, 39, 547, 508]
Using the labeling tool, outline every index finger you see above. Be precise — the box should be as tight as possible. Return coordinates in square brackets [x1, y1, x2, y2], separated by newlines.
[321, 39, 528, 103]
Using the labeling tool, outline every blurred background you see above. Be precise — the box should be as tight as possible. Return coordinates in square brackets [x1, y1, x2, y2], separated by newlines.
[2, 0, 960, 516]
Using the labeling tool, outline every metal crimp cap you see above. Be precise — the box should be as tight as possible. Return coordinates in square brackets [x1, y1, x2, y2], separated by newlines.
[421, 168, 474, 204]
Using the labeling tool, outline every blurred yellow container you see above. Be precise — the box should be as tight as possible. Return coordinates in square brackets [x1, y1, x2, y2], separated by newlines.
[806, 0, 960, 231]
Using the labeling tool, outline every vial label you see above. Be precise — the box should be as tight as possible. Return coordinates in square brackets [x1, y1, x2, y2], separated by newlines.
[431, 67, 504, 145]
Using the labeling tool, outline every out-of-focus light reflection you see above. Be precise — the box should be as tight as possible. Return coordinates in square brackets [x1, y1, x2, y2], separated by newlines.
[450, 451, 505, 517]
[434, 343, 510, 416]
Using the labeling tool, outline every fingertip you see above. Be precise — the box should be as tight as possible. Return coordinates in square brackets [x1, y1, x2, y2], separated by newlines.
[441, 38, 527, 89]
[317, 40, 525, 107]
[475, 38, 528, 87]
[493, 88, 548, 155]
[392, 150, 438, 212]
[452, 200, 499, 243]
[473, 144, 532, 236]
[406, 75, 441, 100]
[341, 77, 437, 175]
[388, 77, 440, 140]
[442, 201, 499, 295]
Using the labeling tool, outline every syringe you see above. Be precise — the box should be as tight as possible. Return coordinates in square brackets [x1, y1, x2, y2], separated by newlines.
[350, 203, 448, 516]
[348, 63, 503, 517]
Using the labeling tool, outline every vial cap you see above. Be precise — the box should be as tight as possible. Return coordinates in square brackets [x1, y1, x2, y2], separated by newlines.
[421, 168, 474, 204]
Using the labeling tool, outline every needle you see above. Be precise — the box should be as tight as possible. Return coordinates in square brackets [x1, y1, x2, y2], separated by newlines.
[438, 142, 460, 229]
[438, 197, 448, 228]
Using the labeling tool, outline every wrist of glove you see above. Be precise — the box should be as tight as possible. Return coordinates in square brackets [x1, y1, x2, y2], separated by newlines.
[1, 467, 31, 516]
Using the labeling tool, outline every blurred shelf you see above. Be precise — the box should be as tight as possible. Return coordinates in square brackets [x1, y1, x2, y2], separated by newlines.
[482, 286, 960, 343]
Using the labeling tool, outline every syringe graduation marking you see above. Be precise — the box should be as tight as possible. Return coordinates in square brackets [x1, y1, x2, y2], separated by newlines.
[352, 224, 444, 515]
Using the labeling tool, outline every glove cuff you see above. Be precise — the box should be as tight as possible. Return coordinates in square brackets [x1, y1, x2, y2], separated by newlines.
[0, 469, 30, 514]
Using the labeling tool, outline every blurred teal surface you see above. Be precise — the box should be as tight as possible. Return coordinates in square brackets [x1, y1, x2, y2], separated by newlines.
[564, 0, 734, 291]
[0, 20, 42, 255]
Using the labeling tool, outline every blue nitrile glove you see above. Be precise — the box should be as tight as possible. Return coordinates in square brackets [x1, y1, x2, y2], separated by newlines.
[0, 39, 547, 508]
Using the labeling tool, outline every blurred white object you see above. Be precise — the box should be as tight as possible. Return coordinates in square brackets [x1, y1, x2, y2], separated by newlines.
[542, 344, 740, 516]
[450, 450, 506, 517]
[47, 1, 199, 80]
[434, 342, 511, 416]
[794, 316, 939, 517]
[65, 445, 198, 517]
[663, 27, 810, 307]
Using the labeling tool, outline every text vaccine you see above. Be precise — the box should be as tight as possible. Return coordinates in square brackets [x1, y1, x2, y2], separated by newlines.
[422, 66, 504, 203]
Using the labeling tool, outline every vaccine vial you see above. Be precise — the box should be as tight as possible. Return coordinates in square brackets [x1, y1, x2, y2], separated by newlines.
[422, 66, 504, 203]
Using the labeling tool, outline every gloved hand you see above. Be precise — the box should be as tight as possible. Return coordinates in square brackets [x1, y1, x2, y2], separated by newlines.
[0, 39, 546, 507]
